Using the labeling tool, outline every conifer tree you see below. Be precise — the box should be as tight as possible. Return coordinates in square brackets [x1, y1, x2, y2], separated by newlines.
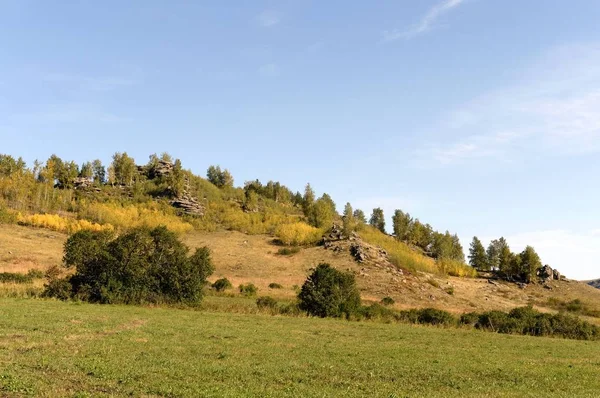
[369, 208, 386, 233]
[468, 236, 487, 270]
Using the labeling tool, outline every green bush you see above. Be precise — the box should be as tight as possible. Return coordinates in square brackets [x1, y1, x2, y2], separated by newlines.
[460, 312, 480, 327]
[239, 283, 258, 297]
[27, 269, 45, 279]
[414, 308, 456, 326]
[42, 277, 73, 300]
[298, 263, 361, 318]
[277, 247, 300, 256]
[44, 226, 214, 305]
[359, 303, 396, 321]
[0, 269, 44, 284]
[212, 278, 233, 292]
[380, 296, 395, 306]
[268, 283, 283, 289]
[0, 272, 31, 284]
[256, 296, 278, 309]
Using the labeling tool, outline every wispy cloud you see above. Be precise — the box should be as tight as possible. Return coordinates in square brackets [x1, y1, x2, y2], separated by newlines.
[43, 73, 137, 92]
[422, 43, 600, 164]
[383, 0, 466, 41]
[258, 63, 280, 77]
[256, 10, 281, 27]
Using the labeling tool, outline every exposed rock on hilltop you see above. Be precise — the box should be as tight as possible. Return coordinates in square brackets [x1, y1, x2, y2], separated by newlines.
[171, 193, 204, 216]
[322, 225, 402, 278]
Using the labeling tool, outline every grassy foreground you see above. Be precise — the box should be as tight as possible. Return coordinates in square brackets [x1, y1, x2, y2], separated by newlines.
[1, 300, 600, 397]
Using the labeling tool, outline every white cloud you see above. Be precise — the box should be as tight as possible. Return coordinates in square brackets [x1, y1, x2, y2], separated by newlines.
[258, 63, 280, 77]
[257, 10, 281, 27]
[424, 43, 600, 164]
[481, 230, 600, 281]
[43, 73, 136, 91]
[383, 0, 466, 41]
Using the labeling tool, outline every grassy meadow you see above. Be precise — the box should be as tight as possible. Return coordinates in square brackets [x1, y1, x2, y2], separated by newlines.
[1, 298, 600, 397]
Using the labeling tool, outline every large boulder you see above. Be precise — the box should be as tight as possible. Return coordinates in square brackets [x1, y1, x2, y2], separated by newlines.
[538, 264, 553, 281]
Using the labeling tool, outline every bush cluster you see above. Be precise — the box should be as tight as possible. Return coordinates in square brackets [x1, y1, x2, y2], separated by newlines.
[462, 306, 600, 340]
[44, 226, 213, 305]
[239, 283, 258, 296]
[0, 269, 45, 284]
[212, 278, 232, 292]
[298, 263, 361, 318]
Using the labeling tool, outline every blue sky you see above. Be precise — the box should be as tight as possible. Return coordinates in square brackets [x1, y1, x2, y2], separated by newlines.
[1, 0, 600, 279]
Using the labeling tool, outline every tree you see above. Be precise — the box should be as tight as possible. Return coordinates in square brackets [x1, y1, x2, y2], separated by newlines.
[519, 246, 542, 283]
[486, 240, 500, 270]
[0, 155, 26, 177]
[450, 233, 465, 263]
[308, 195, 337, 228]
[298, 263, 361, 318]
[53, 226, 214, 304]
[392, 210, 413, 242]
[468, 237, 487, 270]
[498, 244, 512, 276]
[111, 152, 136, 186]
[353, 209, 367, 224]
[206, 165, 233, 188]
[91, 159, 106, 184]
[168, 159, 185, 197]
[342, 202, 354, 235]
[369, 208, 385, 233]
[302, 183, 315, 217]
[79, 162, 93, 179]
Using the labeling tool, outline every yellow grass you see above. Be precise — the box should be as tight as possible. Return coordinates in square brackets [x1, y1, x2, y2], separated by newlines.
[275, 222, 323, 246]
[16, 212, 112, 234]
[80, 202, 193, 234]
[359, 226, 477, 278]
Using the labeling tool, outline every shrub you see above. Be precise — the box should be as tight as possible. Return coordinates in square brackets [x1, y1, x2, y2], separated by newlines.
[298, 263, 361, 318]
[268, 283, 283, 289]
[426, 278, 440, 288]
[277, 247, 300, 256]
[460, 312, 480, 327]
[42, 277, 73, 300]
[0, 272, 31, 284]
[275, 222, 322, 246]
[380, 296, 395, 306]
[445, 286, 455, 295]
[212, 278, 233, 292]
[44, 226, 214, 305]
[359, 303, 396, 321]
[239, 283, 258, 297]
[414, 308, 457, 326]
[0, 269, 45, 284]
[256, 296, 278, 309]
[0, 205, 17, 224]
[27, 269, 45, 279]
[279, 302, 302, 316]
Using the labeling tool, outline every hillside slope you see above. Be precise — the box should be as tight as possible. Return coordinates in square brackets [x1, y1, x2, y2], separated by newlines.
[3, 223, 600, 320]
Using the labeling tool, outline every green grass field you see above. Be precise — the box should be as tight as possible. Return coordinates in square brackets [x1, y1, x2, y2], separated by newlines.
[1, 299, 600, 397]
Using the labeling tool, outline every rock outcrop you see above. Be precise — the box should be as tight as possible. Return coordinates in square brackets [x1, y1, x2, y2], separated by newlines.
[171, 193, 204, 216]
[321, 225, 402, 277]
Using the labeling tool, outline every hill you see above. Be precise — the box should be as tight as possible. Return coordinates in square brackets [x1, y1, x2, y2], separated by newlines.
[587, 279, 600, 289]
[3, 223, 600, 322]
[1, 151, 599, 319]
